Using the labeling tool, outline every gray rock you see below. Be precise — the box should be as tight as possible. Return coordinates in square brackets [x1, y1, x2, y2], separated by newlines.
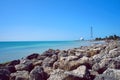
[41, 49, 55, 57]
[37, 55, 46, 60]
[29, 66, 48, 80]
[10, 70, 29, 80]
[7, 60, 20, 66]
[58, 50, 68, 58]
[67, 49, 76, 56]
[15, 59, 34, 72]
[94, 68, 120, 80]
[42, 55, 58, 67]
[67, 65, 89, 78]
[59, 55, 79, 61]
[107, 48, 120, 58]
[26, 53, 39, 60]
[57, 56, 89, 71]
[0, 69, 10, 80]
[47, 69, 69, 80]
[47, 69, 81, 80]
[33, 60, 42, 66]
[48, 66, 91, 80]
[5, 65, 16, 73]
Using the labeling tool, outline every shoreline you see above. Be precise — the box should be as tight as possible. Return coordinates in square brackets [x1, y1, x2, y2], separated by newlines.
[0, 40, 104, 63]
[0, 40, 120, 80]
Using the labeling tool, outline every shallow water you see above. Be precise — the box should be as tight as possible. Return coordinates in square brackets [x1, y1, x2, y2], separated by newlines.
[0, 41, 98, 63]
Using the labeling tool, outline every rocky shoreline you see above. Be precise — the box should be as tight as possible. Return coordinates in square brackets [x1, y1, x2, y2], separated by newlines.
[0, 40, 120, 80]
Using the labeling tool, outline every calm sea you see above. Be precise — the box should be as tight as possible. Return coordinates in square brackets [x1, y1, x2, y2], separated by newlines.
[0, 41, 95, 63]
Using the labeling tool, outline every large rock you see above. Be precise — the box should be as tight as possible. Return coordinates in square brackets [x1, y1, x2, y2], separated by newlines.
[57, 56, 89, 71]
[0, 69, 10, 80]
[58, 50, 68, 58]
[66, 65, 90, 79]
[47, 69, 69, 80]
[37, 55, 46, 60]
[26, 53, 39, 60]
[7, 60, 20, 66]
[67, 49, 76, 56]
[29, 66, 48, 80]
[15, 59, 34, 72]
[41, 49, 56, 57]
[42, 55, 58, 67]
[59, 55, 79, 61]
[87, 48, 100, 57]
[107, 48, 120, 58]
[33, 60, 43, 66]
[94, 68, 120, 80]
[48, 66, 91, 80]
[10, 71, 29, 80]
[47, 69, 81, 80]
[92, 56, 120, 74]
[5, 66, 16, 73]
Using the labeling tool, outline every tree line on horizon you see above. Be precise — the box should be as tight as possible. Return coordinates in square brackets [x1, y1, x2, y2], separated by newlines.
[95, 35, 120, 40]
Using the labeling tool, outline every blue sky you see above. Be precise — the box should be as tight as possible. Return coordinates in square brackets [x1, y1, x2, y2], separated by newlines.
[0, 0, 120, 41]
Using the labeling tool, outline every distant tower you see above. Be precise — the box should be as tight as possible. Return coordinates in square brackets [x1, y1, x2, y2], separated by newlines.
[91, 26, 93, 39]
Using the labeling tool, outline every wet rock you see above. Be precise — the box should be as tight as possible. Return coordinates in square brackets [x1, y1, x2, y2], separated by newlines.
[10, 70, 29, 80]
[94, 68, 120, 80]
[15, 59, 34, 72]
[29, 66, 48, 80]
[0, 69, 10, 80]
[7, 60, 20, 66]
[26, 53, 39, 60]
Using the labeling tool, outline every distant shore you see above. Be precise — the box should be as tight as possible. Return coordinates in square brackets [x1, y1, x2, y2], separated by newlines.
[0, 40, 120, 80]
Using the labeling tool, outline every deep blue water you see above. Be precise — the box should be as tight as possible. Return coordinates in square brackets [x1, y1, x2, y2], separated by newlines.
[0, 41, 93, 63]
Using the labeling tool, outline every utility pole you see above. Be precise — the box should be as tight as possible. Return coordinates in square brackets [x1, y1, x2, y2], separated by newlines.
[91, 26, 93, 40]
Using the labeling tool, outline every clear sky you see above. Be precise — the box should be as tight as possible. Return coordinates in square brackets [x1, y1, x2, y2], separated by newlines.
[0, 0, 120, 41]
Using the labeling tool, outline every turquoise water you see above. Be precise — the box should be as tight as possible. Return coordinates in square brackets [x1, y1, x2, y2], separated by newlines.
[0, 41, 92, 63]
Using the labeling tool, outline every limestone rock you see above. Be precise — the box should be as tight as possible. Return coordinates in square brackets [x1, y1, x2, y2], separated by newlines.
[10, 70, 29, 80]
[94, 68, 120, 80]
[42, 55, 58, 67]
[29, 66, 48, 80]
[15, 59, 34, 72]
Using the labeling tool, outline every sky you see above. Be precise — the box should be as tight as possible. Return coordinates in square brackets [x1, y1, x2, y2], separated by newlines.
[0, 0, 120, 41]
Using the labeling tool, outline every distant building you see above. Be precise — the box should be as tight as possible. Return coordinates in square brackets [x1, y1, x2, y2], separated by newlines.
[80, 37, 84, 41]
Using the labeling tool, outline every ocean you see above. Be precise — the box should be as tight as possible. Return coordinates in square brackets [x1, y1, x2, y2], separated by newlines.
[0, 41, 96, 63]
